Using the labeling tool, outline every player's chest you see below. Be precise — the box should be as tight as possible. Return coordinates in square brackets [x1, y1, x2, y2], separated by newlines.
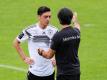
[29, 29, 54, 39]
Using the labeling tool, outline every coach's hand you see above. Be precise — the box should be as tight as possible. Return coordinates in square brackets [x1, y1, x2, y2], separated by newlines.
[72, 12, 80, 30]
[72, 12, 77, 22]
[38, 48, 44, 56]
[23, 57, 34, 65]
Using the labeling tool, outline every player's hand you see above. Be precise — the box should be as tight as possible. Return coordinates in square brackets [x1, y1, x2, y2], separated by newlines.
[23, 57, 34, 65]
[51, 58, 56, 67]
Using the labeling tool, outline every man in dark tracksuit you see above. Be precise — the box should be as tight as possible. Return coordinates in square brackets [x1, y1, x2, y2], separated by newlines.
[38, 8, 81, 80]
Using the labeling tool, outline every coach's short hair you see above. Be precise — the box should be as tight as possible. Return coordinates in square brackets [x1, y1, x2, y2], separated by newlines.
[57, 8, 73, 25]
[37, 6, 51, 15]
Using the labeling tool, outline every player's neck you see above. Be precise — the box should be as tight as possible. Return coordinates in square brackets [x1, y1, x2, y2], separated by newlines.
[38, 22, 47, 29]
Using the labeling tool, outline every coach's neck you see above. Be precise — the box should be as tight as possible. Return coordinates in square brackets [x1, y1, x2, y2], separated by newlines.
[62, 24, 70, 29]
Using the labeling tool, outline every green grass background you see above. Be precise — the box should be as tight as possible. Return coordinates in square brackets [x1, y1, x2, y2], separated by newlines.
[0, 0, 107, 80]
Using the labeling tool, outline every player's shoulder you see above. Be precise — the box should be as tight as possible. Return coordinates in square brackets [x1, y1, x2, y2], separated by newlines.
[48, 24, 58, 31]
[24, 24, 37, 31]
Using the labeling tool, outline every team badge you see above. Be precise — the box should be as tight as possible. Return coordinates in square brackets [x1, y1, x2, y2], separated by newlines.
[47, 29, 53, 35]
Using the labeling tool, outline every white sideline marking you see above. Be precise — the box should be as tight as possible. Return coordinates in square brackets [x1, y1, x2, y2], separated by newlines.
[0, 64, 27, 72]
[83, 23, 95, 27]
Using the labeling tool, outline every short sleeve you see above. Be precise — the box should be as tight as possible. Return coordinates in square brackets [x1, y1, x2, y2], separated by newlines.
[74, 28, 80, 34]
[50, 33, 59, 51]
[16, 29, 28, 43]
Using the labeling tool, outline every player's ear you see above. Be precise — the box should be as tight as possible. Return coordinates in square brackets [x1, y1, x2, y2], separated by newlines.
[37, 15, 41, 20]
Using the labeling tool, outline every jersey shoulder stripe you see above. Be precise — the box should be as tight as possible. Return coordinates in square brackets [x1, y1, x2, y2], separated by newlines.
[22, 24, 37, 37]
[24, 24, 37, 31]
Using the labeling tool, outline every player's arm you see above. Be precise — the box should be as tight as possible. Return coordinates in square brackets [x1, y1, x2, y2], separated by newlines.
[72, 12, 80, 31]
[38, 48, 55, 59]
[13, 31, 34, 65]
[13, 39, 26, 60]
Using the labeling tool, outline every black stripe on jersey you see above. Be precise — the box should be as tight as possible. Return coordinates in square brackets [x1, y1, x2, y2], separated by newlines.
[32, 36, 51, 46]
[32, 36, 50, 42]
[25, 30, 32, 37]
[25, 24, 37, 31]
[18, 32, 24, 39]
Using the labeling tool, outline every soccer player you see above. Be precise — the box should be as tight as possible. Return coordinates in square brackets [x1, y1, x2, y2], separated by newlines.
[13, 6, 58, 80]
[38, 8, 81, 80]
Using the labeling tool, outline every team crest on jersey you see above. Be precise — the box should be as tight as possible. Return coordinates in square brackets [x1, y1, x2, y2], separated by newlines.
[47, 29, 53, 35]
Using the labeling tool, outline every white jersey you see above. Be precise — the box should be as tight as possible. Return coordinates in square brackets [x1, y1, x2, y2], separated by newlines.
[17, 23, 58, 76]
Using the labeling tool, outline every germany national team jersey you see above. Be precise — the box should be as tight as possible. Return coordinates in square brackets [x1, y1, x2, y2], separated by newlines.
[17, 23, 58, 76]
[50, 26, 80, 76]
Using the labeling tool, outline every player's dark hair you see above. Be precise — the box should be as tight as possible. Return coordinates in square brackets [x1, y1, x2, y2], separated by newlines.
[37, 6, 51, 15]
[57, 8, 73, 25]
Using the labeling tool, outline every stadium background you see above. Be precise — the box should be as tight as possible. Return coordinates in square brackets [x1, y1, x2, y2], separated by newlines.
[0, 0, 107, 80]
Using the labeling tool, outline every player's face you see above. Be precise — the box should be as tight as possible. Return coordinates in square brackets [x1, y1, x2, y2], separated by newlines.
[38, 11, 51, 28]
